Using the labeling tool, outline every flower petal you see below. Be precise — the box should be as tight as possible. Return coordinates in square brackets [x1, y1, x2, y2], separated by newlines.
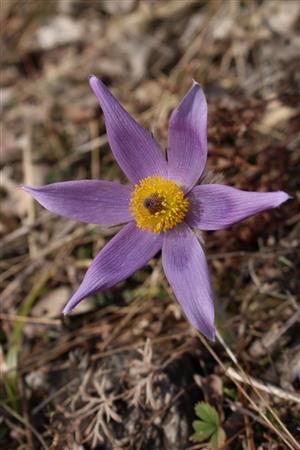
[162, 223, 215, 340]
[63, 222, 162, 313]
[167, 82, 208, 191]
[89, 76, 167, 183]
[22, 180, 132, 225]
[186, 184, 289, 230]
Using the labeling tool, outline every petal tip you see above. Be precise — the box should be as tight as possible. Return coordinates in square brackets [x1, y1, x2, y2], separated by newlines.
[88, 75, 101, 91]
[277, 191, 290, 205]
[63, 290, 85, 315]
[21, 184, 44, 197]
[208, 329, 216, 342]
[21, 184, 34, 194]
[62, 304, 71, 315]
[198, 324, 215, 342]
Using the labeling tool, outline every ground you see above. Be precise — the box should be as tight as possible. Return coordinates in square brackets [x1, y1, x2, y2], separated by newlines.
[1, 1, 300, 449]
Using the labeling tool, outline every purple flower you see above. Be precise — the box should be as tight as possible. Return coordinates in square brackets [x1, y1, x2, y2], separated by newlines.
[23, 76, 288, 340]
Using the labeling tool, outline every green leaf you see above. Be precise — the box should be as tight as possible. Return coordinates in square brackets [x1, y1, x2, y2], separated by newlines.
[210, 428, 226, 450]
[195, 402, 220, 426]
[193, 420, 216, 437]
[191, 403, 226, 449]
[191, 431, 209, 443]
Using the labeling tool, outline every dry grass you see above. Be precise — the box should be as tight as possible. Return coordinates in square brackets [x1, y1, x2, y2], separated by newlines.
[1, 0, 300, 449]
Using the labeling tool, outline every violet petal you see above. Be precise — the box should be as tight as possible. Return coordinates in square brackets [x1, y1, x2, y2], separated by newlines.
[167, 82, 208, 191]
[22, 180, 132, 225]
[89, 76, 167, 183]
[186, 184, 289, 230]
[162, 223, 215, 340]
[63, 222, 162, 313]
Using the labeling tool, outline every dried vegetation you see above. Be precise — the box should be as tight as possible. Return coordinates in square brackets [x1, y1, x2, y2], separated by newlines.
[1, 0, 300, 449]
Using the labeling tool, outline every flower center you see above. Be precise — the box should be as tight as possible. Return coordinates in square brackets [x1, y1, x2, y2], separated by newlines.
[130, 176, 189, 233]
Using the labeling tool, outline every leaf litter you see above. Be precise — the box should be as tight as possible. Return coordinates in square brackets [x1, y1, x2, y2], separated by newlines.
[1, 1, 299, 449]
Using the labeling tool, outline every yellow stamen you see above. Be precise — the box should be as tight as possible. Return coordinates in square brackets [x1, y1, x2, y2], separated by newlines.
[130, 176, 189, 233]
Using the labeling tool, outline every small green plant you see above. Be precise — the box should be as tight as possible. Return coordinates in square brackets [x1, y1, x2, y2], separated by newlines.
[191, 402, 226, 449]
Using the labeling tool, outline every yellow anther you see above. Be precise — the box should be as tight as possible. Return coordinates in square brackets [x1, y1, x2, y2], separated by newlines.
[129, 176, 189, 233]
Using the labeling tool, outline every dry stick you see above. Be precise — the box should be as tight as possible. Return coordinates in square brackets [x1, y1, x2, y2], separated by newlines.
[215, 330, 300, 449]
[60, 134, 108, 168]
[257, 308, 300, 351]
[33, 378, 79, 415]
[0, 313, 60, 326]
[35, 352, 193, 416]
[74, 135, 107, 154]
[171, 0, 223, 81]
[97, 296, 153, 352]
[0, 211, 52, 247]
[0, 401, 49, 450]
[22, 123, 37, 258]
[243, 408, 256, 450]
[14, 297, 143, 374]
[196, 331, 299, 450]
[20, 375, 34, 449]
[228, 401, 274, 428]
[196, 333, 297, 450]
[1, 224, 87, 300]
[226, 367, 300, 404]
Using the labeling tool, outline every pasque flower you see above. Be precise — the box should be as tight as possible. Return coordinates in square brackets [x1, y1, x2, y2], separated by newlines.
[23, 76, 288, 340]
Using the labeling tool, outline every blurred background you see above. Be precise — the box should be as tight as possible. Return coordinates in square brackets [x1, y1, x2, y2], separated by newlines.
[1, 1, 300, 449]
